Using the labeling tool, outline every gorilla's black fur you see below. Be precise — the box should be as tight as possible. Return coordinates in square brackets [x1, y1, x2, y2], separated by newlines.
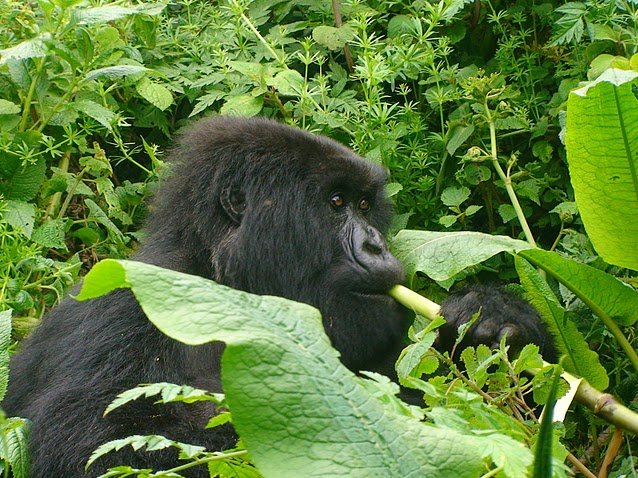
[3, 117, 552, 477]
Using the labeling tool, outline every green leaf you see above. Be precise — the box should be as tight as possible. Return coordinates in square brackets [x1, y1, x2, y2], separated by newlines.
[104, 383, 222, 415]
[0, 135, 46, 201]
[85, 65, 148, 81]
[220, 95, 263, 117]
[312, 26, 355, 50]
[87, 435, 204, 469]
[72, 100, 116, 131]
[0, 100, 20, 115]
[446, 125, 474, 156]
[391, 230, 532, 283]
[3, 200, 35, 238]
[84, 199, 126, 244]
[0, 34, 51, 65]
[441, 186, 470, 207]
[387, 15, 416, 38]
[519, 249, 638, 326]
[532, 368, 561, 478]
[498, 204, 517, 223]
[74, 4, 165, 25]
[386, 182, 403, 198]
[78, 260, 494, 478]
[135, 77, 173, 111]
[267, 69, 304, 97]
[565, 68, 638, 270]
[0, 310, 12, 402]
[514, 255, 609, 390]
[1, 417, 30, 478]
[32, 218, 68, 250]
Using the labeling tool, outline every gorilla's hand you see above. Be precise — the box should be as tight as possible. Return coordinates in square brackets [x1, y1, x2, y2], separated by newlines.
[436, 285, 555, 360]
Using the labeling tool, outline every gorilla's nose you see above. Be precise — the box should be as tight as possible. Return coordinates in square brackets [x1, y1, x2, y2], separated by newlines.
[363, 226, 386, 256]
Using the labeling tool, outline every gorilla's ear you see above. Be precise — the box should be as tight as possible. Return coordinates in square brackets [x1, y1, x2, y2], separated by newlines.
[220, 185, 246, 225]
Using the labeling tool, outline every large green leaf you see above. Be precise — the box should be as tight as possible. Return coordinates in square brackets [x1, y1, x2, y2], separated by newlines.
[565, 68, 638, 270]
[514, 256, 609, 390]
[519, 249, 638, 326]
[77, 260, 529, 478]
[391, 230, 532, 283]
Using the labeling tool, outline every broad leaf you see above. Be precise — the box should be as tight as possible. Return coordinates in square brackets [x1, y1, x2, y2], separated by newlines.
[515, 256, 609, 390]
[3, 201, 35, 238]
[85, 65, 148, 81]
[391, 230, 532, 283]
[74, 4, 165, 25]
[0, 34, 51, 65]
[78, 260, 522, 478]
[72, 100, 116, 131]
[220, 95, 263, 117]
[565, 68, 638, 270]
[519, 249, 638, 326]
[135, 77, 173, 111]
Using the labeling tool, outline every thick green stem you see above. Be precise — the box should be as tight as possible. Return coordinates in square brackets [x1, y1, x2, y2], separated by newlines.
[485, 102, 536, 247]
[388, 284, 638, 435]
[389, 285, 440, 320]
[45, 151, 70, 219]
[19, 58, 46, 131]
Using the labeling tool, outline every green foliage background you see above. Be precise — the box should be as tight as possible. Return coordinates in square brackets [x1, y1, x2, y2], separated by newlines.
[0, 0, 637, 476]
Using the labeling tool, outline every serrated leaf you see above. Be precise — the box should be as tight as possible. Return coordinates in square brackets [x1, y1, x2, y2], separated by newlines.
[220, 95, 263, 117]
[312, 26, 355, 50]
[78, 260, 497, 478]
[391, 230, 532, 283]
[72, 100, 116, 131]
[0, 153, 46, 201]
[3, 418, 29, 478]
[515, 255, 609, 390]
[0, 34, 51, 65]
[104, 383, 221, 415]
[32, 218, 68, 250]
[136, 77, 173, 111]
[3, 200, 35, 238]
[85, 65, 148, 81]
[85, 199, 125, 243]
[387, 15, 416, 38]
[441, 186, 470, 207]
[0, 310, 12, 401]
[267, 69, 304, 97]
[565, 68, 638, 270]
[498, 204, 517, 223]
[189, 90, 225, 117]
[74, 4, 165, 25]
[86, 434, 202, 469]
[396, 333, 436, 381]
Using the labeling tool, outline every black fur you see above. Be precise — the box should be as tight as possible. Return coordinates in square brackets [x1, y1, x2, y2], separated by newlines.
[3, 117, 552, 477]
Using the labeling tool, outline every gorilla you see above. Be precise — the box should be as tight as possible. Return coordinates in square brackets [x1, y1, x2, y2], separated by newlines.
[3, 117, 553, 477]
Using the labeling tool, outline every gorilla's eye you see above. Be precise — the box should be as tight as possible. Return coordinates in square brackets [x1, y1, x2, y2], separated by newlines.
[359, 198, 371, 212]
[330, 193, 345, 209]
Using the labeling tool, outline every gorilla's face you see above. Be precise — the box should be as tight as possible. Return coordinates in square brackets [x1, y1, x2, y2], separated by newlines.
[154, 117, 408, 372]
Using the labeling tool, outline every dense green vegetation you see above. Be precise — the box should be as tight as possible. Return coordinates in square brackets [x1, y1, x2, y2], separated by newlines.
[0, 0, 637, 476]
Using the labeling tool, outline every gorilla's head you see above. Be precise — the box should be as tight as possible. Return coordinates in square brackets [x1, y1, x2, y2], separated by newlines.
[142, 117, 407, 371]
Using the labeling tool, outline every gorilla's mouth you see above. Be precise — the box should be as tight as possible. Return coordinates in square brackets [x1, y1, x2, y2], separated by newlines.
[351, 290, 397, 302]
